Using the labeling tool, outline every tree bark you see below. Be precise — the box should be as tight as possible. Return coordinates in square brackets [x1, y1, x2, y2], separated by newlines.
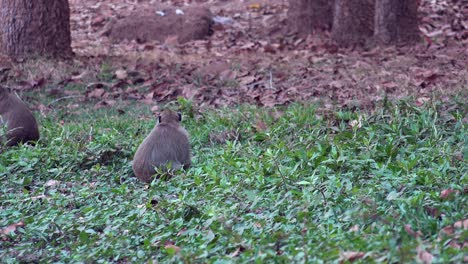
[0, 0, 72, 59]
[331, 0, 375, 47]
[375, 0, 420, 44]
[288, 0, 334, 36]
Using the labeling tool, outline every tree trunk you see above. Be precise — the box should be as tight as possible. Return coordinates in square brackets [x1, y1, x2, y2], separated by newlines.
[288, 0, 334, 36]
[375, 0, 420, 44]
[331, 0, 375, 47]
[0, 0, 72, 59]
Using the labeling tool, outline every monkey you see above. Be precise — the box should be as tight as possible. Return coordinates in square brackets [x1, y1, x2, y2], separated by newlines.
[132, 109, 191, 183]
[0, 87, 40, 147]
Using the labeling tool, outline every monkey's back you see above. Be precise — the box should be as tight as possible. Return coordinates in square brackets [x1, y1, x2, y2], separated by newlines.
[132, 124, 191, 183]
[0, 94, 40, 146]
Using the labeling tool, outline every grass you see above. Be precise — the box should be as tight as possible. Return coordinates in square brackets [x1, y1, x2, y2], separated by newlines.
[0, 96, 466, 263]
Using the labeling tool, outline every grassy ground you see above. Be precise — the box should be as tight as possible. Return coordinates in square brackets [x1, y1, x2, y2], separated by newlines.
[0, 96, 466, 263]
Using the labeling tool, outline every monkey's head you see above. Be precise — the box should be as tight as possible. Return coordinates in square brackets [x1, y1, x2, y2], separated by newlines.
[158, 109, 182, 125]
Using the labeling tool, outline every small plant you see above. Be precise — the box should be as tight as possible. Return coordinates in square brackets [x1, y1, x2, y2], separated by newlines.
[97, 62, 114, 82]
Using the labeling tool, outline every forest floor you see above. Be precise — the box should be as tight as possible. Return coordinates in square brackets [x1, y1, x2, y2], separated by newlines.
[1, 1, 467, 262]
[0, 0, 466, 112]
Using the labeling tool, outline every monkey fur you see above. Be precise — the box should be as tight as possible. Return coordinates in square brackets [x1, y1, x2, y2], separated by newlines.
[132, 109, 191, 183]
[0, 87, 40, 147]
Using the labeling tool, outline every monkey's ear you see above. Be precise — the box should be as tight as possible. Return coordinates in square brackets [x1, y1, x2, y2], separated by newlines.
[178, 112, 182, 121]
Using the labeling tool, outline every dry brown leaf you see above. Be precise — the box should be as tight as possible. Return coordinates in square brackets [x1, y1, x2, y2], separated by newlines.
[415, 97, 430, 106]
[448, 240, 462, 249]
[404, 224, 423, 238]
[150, 105, 160, 114]
[103, 100, 116, 106]
[88, 88, 106, 98]
[115, 69, 128, 80]
[453, 219, 468, 229]
[417, 247, 433, 264]
[329, 80, 344, 89]
[91, 15, 106, 27]
[349, 225, 360, 232]
[439, 189, 456, 199]
[339, 251, 365, 263]
[1, 221, 25, 236]
[177, 228, 187, 237]
[71, 70, 90, 81]
[45, 180, 61, 187]
[219, 70, 237, 81]
[145, 92, 155, 100]
[240, 75, 256, 85]
[239, 42, 256, 50]
[29, 195, 48, 201]
[94, 100, 116, 109]
[440, 225, 455, 236]
[351, 120, 361, 128]
[424, 206, 440, 218]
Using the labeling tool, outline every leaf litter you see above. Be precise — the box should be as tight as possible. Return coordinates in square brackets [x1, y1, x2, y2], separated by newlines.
[1, 0, 466, 112]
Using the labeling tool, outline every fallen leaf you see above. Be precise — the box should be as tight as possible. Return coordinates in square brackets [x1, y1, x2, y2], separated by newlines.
[417, 246, 433, 264]
[219, 70, 237, 81]
[239, 42, 256, 50]
[349, 118, 362, 128]
[415, 97, 430, 106]
[150, 105, 160, 114]
[453, 219, 468, 229]
[424, 206, 440, 218]
[94, 100, 116, 109]
[177, 228, 187, 236]
[329, 80, 344, 89]
[115, 69, 128, 80]
[45, 180, 61, 187]
[1, 221, 25, 236]
[339, 251, 365, 263]
[88, 88, 106, 98]
[440, 189, 455, 199]
[29, 195, 48, 201]
[448, 240, 462, 249]
[240, 75, 256, 85]
[349, 225, 359, 232]
[440, 225, 455, 236]
[404, 224, 423, 238]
